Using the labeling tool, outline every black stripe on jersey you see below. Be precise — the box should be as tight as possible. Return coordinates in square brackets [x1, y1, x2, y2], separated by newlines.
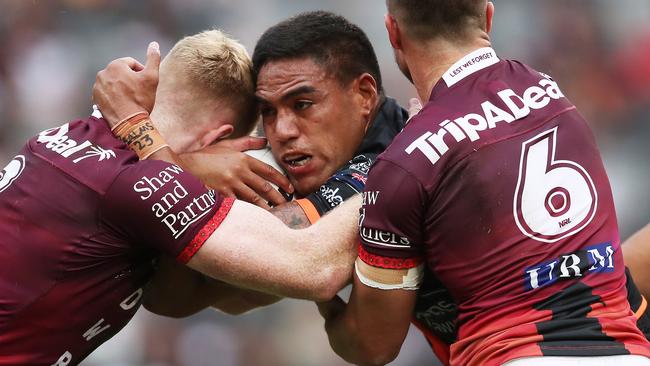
[534, 282, 629, 356]
[626, 267, 650, 340]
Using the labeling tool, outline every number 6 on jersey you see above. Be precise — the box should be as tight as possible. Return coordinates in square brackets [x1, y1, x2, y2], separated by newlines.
[514, 127, 597, 243]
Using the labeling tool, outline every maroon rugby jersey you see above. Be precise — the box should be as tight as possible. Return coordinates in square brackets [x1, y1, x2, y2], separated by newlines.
[358, 48, 650, 365]
[0, 116, 232, 365]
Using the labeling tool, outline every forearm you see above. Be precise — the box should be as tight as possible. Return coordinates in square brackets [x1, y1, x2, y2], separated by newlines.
[208, 202, 312, 311]
[211, 287, 282, 315]
[211, 201, 325, 311]
[319, 274, 417, 366]
[144, 255, 282, 317]
[204, 201, 327, 311]
[270, 201, 312, 229]
[319, 297, 370, 365]
[143, 259, 211, 318]
[146, 193, 315, 316]
[623, 223, 650, 299]
[188, 196, 361, 301]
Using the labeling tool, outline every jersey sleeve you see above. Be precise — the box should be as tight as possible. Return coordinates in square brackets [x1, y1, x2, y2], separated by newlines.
[298, 154, 373, 223]
[100, 159, 234, 263]
[356, 159, 427, 290]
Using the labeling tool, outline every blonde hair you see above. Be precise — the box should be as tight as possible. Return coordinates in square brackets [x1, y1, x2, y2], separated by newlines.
[165, 29, 257, 137]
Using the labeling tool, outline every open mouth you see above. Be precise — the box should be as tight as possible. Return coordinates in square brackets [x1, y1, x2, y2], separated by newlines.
[283, 155, 312, 167]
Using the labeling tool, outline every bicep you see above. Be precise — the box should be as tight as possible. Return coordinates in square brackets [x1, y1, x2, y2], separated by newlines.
[358, 160, 427, 281]
[338, 161, 424, 359]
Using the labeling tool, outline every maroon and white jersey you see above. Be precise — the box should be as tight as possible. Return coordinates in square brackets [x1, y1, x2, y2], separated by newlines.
[0, 116, 232, 365]
[357, 48, 650, 365]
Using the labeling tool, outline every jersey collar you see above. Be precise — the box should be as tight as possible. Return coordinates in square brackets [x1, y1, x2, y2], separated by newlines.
[441, 47, 499, 88]
[427, 47, 499, 103]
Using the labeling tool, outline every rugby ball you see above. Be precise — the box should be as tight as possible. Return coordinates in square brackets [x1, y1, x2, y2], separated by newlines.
[244, 146, 293, 201]
[244, 146, 285, 175]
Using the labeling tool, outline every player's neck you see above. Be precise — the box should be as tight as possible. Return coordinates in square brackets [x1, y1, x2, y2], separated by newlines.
[150, 103, 188, 153]
[408, 35, 491, 101]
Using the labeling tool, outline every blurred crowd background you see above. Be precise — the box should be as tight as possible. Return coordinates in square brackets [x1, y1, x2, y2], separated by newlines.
[1, 0, 650, 365]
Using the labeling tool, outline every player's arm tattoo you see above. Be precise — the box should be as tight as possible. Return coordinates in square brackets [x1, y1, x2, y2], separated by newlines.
[270, 201, 313, 229]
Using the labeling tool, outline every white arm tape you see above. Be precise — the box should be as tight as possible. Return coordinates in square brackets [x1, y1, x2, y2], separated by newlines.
[355, 257, 424, 291]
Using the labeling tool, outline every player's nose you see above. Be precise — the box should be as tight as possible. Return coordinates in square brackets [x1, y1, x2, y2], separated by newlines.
[273, 110, 301, 142]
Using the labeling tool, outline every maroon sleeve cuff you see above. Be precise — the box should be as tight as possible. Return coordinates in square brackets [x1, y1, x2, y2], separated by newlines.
[176, 198, 235, 264]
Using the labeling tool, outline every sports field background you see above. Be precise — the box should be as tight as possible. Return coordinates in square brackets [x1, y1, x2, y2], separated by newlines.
[1, 1, 649, 365]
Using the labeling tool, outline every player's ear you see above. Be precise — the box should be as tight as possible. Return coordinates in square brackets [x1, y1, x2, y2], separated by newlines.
[385, 13, 402, 50]
[199, 124, 234, 149]
[486, 2, 495, 34]
[354, 73, 379, 124]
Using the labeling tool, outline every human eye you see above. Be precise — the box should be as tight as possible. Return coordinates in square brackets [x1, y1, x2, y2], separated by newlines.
[259, 105, 277, 127]
[294, 100, 313, 111]
[260, 105, 276, 117]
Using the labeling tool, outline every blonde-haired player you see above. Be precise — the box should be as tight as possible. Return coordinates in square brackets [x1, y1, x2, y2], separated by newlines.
[154, 30, 257, 150]
[95, 30, 292, 206]
[0, 30, 303, 365]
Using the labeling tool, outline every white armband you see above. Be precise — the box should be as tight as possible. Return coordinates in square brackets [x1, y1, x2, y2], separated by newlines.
[355, 257, 424, 291]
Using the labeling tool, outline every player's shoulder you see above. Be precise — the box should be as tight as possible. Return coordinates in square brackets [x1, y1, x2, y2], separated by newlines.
[381, 59, 570, 176]
[374, 107, 447, 187]
[26, 116, 142, 194]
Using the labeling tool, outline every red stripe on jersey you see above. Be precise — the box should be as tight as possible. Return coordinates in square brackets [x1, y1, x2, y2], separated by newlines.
[412, 318, 451, 366]
[358, 244, 423, 269]
[177, 198, 235, 264]
[585, 294, 650, 358]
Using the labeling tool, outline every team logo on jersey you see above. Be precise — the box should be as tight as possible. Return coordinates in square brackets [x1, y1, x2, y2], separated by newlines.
[523, 242, 614, 291]
[36, 123, 116, 164]
[0, 155, 26, 194]
[349, 155, 372, 174]
[73, 145, 116, 163]
[319, 185, 344, 208]
[405, 76, 565, 166]
[134, 165, 216, 239]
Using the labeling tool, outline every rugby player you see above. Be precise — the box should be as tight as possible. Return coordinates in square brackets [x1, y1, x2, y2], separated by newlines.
[92, 11, 408, 318]
[93, 11, 650, 365]
[0, 30, 361, 365]
[315, 1, 650, 365]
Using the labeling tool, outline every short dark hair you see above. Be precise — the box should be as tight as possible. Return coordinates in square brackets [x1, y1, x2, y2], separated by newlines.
[388, 0, 486, 41]
[252, 11, 383, 93]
